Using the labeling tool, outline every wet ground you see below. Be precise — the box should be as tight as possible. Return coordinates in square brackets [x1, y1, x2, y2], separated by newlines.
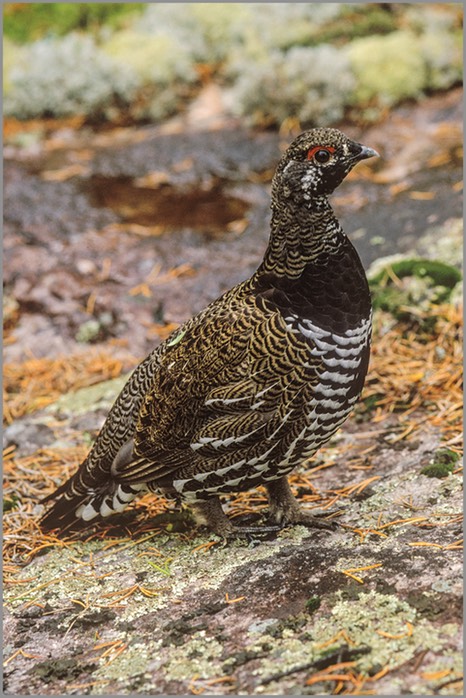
[4, 87, 462, 363]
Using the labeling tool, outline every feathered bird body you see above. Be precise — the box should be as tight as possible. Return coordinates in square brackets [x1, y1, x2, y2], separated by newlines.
[41, 128, 377, 536]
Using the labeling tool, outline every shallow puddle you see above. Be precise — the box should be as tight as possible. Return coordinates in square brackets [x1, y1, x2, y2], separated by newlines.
[86, 175, 250, 233]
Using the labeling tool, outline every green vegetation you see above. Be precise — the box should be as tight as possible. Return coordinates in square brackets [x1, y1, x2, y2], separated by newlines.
[305, 595, 321, 614]
[348, 31, 427, 107]
[3, 494, 20, 513]
[228, 44, 355, 127]
[3, 3, 463, 124]
[369, 258, 462, 320]
[421, 449, 460, 479]
[3, 3, 144, 43]
[4, 33, 135, 119]
[321, 4, 398, 42]
[348, 26, 462, 113]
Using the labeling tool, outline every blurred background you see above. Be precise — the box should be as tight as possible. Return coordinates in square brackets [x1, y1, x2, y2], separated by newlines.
[3, 3, 463, 126]
[3, 2, 463, 364]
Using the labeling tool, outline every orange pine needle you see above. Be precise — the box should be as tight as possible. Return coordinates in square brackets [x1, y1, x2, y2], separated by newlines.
[376, 621, 413, 639]
[315, 630, 355, 650]
[421, 668, 452, 681]
[225, 592, 245, 604]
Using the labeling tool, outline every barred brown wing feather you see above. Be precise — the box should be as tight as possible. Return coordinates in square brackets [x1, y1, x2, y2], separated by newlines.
[112, 304, 321, 486]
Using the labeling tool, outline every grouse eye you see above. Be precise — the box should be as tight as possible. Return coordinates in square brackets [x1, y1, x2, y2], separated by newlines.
[307, 146, 335, 163]
[314, 149, 331, 163]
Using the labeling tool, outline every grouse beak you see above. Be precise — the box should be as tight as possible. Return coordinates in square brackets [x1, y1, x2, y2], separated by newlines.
[357, 144, 379, 161]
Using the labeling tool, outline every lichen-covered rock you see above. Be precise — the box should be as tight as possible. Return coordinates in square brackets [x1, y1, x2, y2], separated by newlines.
[4, 451, 463, 695]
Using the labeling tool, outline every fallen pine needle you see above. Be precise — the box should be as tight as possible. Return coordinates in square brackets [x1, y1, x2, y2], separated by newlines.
[191, 541, 219, 553]
[66, 680, 109, 691]
[376, 621, 413, 640]
[407, 541, 443, 549]
[421, 668, 452, 681]
[306, 671, 355, 685]
[340, 563, 382, 584]
[104, 643, 128, 666]
[3, 648, 45, 666]
[315, 630, 355, 650]
[342, 563, 382, 573]
[443, 539, 463, 550]
[377, 516, 428, 530]
[408, 190, 436, 200]
[225, 592, 245, 604]
[341, 571, 365, 584]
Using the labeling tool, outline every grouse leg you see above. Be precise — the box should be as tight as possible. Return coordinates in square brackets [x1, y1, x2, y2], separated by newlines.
[266, 477, 336, 530]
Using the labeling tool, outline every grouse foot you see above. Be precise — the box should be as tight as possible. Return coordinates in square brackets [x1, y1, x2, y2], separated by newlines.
[193, 479, 337, 539]
[193, 497, 282, 539]
[266, 477, 337, 531]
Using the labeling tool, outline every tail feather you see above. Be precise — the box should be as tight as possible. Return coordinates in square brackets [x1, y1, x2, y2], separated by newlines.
[40, 438, 147, 532]
[40, 480, 146, 532]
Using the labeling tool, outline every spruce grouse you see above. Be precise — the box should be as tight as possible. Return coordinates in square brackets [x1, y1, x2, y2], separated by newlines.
[41, 128, 378, 537]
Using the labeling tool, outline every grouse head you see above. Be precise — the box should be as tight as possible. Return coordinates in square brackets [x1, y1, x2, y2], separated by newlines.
[273, 127, 379, 203]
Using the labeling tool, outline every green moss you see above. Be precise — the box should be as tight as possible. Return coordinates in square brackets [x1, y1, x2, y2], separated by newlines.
[432, 448, 461, 466]
[3, 494, 20, 513]
[319, 5, 397, 44]
[371, 286, 409, 316]
[368, 257, 462, 322]
[361, 393, 384, 414]
[421, 463, 453, 479]
[370, 259, 462, 290]
[305, 595, 321, 614]
[421, 449, 460, 478]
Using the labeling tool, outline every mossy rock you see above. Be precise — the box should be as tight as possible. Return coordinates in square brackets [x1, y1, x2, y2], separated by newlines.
[421, 448, 460, 478]
[369, 259, 462, 289]
[46, 374, 129, 417]
[369, 258, 462, 316]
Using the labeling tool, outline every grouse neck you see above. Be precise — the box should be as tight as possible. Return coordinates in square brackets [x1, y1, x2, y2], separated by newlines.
[260, 194, 344, 278]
